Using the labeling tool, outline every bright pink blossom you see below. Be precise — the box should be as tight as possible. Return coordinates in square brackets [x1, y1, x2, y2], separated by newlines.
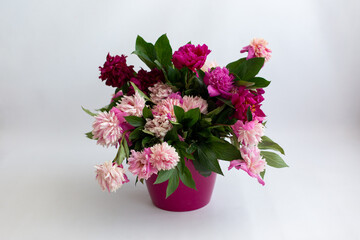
[92, 111, 123, 147]
[182, 95, 208, 114]
[128, 149, 158, 180]
[110, 90, 123, 103]
[232, 120, 264, 146]
[95, 162, 129, 192]
[116, 91, 146, 117]
[241, 38, 272, 62]
[149, 142, 180, 171]
[204, 67, 234, 98]
[229, 146, 266, 185]
[99, 54, 135, 88]
[172, 44, 211, 72]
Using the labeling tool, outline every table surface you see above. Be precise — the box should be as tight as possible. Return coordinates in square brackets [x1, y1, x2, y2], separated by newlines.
[0, 124, 359, 240]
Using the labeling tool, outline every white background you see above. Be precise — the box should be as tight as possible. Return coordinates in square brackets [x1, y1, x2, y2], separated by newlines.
[1, 0, 360, 239]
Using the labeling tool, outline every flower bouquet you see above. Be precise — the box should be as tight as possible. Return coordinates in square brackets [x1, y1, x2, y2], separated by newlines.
[83, 34, 287, 210]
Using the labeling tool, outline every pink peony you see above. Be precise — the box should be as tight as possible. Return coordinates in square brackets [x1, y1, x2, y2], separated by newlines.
[116, 91, 146, 117]
[172, 44, 211, 72]
[144, 115, 173, 140]
[110, 90, 123, 103]
[99, 54, 135, 88]
[229, 146, 266, 185]
[128, 149, 157, 180]
[149, 82, 174, 104]
[92, 111, 123, 147]
[95, 162, 129, 192]
[241, 38, 272, 62]
[204, 67, 234, 98]
[152, 97, 182, 121]
[232, 120, 264, 146]
[182, 95, 208, 114]
[149, 142, 180, 171]
[231, 87, 266, 123]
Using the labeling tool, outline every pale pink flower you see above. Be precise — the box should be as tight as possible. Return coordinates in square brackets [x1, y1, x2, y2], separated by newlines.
[241, 38, 272, 62]
[232, 120, 264, 146]
[116, 91, 146, 117]
[92, 111, 123, 147]
[149, 82, 174, 104]
[149, 142, 180, 171]
[128, 149, 157, 180]
[152, 97, 182, 121]
[201, 60, 218, 72]
[95, 161, 129, 192]
[182, 95, 208, 114]
[144, 115, 173, 140]
[229, 146, 266, 185]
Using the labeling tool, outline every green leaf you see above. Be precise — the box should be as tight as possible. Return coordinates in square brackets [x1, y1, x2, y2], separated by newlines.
[164, 126, 179, 142]
[142, 106, 153, 119]
[226, 58, 246, 74]
[125, 116, 146, 127]
[154, 34, 172, 67]
[208, 137, 241, 161]
[186, 143, 197, 154]
[260, 170, 266, 179]
[129, 127, 143, 141]
[130, 82, 150, 101]
[258, 136, 285, 155]
[183, 108, 200, 128]
[85, 131, 94, 139]
[173, 105, 185, 123]
[154, 169, 175, 184]
[246, 106, 253, 121]
[206, 104, 225, 118]
[247, 77, 271, 89]
[166, 170, 179, 198]
[179, 165, 196, 190]
[123, 138, 130, 158]
[117, 144, 126, 165]
[141, 136, 152, 147]
[142, 129, 155, 136]
[133, 35, 157, 69]
[238, 57, 265, 81]
[261, 151, 288, 168]
[81, 106, 97, 117]
[234, 79, 255, 87]
[197, 143, 223, 175]
[216, 97, 235, 108]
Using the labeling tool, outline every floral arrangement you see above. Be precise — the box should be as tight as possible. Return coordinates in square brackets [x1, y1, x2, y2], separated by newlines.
[83, 34, 287, 197]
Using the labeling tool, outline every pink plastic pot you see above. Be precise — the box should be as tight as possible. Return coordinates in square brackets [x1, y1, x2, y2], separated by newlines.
[146, 159, 217, 212]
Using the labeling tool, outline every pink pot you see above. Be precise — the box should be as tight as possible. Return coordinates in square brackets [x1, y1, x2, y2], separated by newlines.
[146, 160, 217, 212]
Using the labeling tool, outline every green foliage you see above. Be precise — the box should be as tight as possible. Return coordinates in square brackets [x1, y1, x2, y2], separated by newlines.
[178, 165, 196, 190]
[238, 58, 265, 81]
[183, 108, 201, 128]
[130, 82, 150, 101]
[247, 77, 271, 89]
[155, 169, 175, 184]
[226, 58, 246, 74]
[261, 151, 288, 168]
[154, 34, 172, 67]
[258, 136, 285, 155]
[81, 106, 97, 116]
[247, 106, 253, 121]
[197, 142, 223, 175]
[133, 35, 157, 69]
[166, 170, 180, 198]
[142, 106, 153, 119]
[124, 116, 146, 127]
[85, 131, 94, 139]
[260, 170, 266, 179]
[173, 105, 185, 123]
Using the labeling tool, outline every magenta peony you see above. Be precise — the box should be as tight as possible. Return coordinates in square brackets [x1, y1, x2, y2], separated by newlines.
[128, 149, 158, 180]
[95, 162, 129, 192]
[241, 38, 272, 62]
[229, 146, 266, 185]
[149, 142, 180, 171]
[231, 87, 266, 123]
[172, 44, 211, 72]
[182, 95, 208, 114]
[204, 67, 234, 98]
[99, 53, 135, 88]
[149, 82, 174, 104]
[92, 111, 123, 147]
[144, 115, 173, 140]
[116, 92, 146, 117]
[232, 120, 264, 146]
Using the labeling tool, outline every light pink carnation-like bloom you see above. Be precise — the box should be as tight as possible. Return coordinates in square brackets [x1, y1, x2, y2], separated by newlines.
[204, 67, 234, 98]
[128, 149, 157, 180]
[229, 146, 266, 185]
[201, 60, 218, 72]
[116, 91, 145, 117]
[92, 111, 123, 147]
[149, 82, 174, 104]
[95, 161, 129, 192]
[152, 97, 182, 121]
[232, 120, 264, 146]
[144, 115, 173, 140]
[182, 95, 208, 114]
[149, 142, 180, 171]
[241, 38, 272, 62]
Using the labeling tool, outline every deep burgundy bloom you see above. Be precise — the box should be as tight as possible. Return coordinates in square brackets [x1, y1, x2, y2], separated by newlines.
[99, 53, 135, 88]
[231, 87, 266, 123]
[172, 44, 211, 72]
[127, 68, 164, 95]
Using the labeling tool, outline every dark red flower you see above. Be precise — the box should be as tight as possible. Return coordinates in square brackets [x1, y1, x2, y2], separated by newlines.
[128, 68, 164, 95]
[99, 53, 135, 88]
[172, 44, 211, 72]
[231, 87, 266, 123]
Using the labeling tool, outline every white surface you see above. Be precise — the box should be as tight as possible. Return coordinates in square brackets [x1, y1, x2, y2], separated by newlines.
[1, 0, 360, 239]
